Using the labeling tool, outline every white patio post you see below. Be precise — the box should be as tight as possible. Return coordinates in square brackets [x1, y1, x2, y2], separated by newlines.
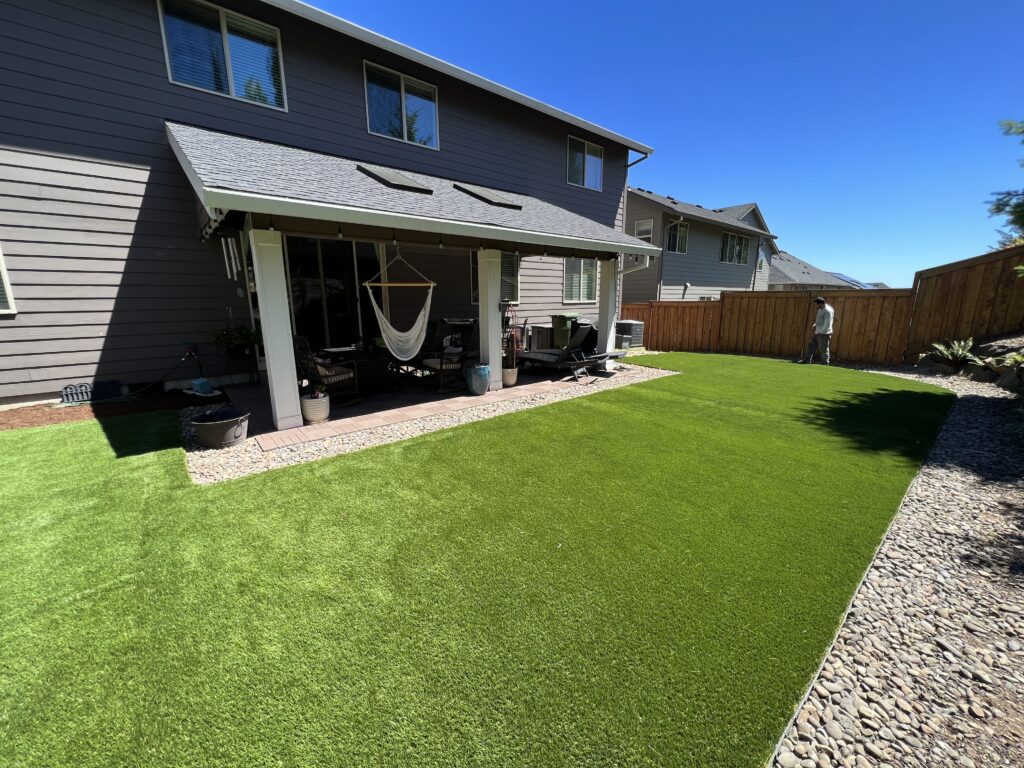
[248, 228, 303, 430]
[476, 248, 503, 390]
[597, 255, 619, 359]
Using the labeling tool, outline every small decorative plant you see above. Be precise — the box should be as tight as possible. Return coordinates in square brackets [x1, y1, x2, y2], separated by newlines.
[309, 384, 328, 399]
[918, 338, 982, 371]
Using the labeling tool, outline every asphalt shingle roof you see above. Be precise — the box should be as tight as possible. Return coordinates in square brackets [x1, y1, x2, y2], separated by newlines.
[166, 122, 657, 256]
[628, 187, 774, 237]
[769, 251, 854, 288]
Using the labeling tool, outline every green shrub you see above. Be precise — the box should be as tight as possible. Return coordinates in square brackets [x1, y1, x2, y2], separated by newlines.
[918, 338, 982, 370]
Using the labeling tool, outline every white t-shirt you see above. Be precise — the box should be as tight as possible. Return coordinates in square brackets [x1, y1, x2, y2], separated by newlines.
[815, 304, 835, 334]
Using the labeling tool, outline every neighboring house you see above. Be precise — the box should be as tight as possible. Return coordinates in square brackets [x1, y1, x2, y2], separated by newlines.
[768, 251, 858, 292]
[621, 188, 779, 302]
[0, 0, 658, 424]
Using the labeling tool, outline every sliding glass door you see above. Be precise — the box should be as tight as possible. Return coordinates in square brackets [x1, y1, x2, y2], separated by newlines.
[284, 236, 377, 351]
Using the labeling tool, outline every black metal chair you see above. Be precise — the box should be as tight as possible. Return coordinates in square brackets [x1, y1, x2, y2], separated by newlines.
[419, 320, 478, 392]
[293, 336, 359, 400]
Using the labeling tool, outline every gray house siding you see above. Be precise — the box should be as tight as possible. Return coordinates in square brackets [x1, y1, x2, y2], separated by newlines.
[658, 221, 757, 301]
[624, 191, 774, 302]
[0, 0, 632, 402]
[620, 194, 664, 303]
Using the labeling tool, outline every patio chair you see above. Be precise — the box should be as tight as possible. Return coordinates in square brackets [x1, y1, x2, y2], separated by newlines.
[519, 323, 624, 372]
[420, 320, 478, 392]
[293, 336, 359, 400]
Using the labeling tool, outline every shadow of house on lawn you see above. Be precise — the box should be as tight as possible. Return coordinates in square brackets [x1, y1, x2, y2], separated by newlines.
[799, 388, 956, 464]
[96, 410, 183, 459]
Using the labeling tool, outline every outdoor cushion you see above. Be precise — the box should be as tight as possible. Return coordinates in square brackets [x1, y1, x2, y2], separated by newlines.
[423, 358, 462, 371]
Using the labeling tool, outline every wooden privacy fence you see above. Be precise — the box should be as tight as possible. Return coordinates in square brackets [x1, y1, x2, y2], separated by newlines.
[906, 246, 1024, 354]
[620, 300, 721, 352]
[622, 244, 1024, 366]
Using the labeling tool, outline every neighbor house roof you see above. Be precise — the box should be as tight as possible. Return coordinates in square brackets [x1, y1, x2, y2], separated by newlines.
[258, 1, 653, 155]
[769, 251, 854, 288]
[629, 188, 775, 238]
[167, 122, 660, 258]
[715, 203, 758, 220]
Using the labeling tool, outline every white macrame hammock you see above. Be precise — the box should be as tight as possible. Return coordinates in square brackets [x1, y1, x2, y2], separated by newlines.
[363, 252, 434, 361]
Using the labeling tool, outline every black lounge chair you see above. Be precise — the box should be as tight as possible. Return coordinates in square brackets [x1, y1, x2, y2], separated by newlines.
[519, 323, 625, 372]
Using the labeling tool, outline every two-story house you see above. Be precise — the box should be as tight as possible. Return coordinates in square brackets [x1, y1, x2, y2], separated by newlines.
[621, 187, 778, 302]
[0, 0, 659, 428]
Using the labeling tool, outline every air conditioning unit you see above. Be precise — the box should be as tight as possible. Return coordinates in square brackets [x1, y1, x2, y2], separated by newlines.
[615, 320, 644, 347]
[529, 323, 553, 350]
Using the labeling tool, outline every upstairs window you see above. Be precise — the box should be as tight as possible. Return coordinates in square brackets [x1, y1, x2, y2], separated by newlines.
[567, 137, 603, 191]
[634, 218, 654, 243]
[563, 257, 597, 303]
[720, 233, 751, 265]
[365, 63, 439, 149]
[0, 243, 15, 315]
[159, 0, 286, 109]
[471, 253, 519, 304]
[665, 221, 688, 254]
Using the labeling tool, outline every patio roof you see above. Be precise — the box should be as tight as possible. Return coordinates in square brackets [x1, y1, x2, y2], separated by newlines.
[166, 123, 660, 258]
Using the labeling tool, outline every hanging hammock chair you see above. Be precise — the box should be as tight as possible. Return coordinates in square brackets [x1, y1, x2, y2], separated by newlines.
[363, 251, 435, 361]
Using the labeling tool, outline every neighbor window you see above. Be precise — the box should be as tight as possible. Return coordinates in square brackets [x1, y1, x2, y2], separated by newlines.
[471, 253, 519, 303]
[563, 257, 597, 302]
[720, 233, 750, 265]
[0, 243, 16, 315]
[665, 221, 688, 254]
[567, 137, 603, 190]
[159, 0, 286, 109]
[634, 218, 654, 243]
[365, 63, 439, 149]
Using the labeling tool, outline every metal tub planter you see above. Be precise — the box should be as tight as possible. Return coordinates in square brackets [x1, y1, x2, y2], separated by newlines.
[191, 408, 250, 449]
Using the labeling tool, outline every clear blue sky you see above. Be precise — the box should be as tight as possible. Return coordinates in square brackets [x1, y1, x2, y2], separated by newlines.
[319, 0, 1022, 288]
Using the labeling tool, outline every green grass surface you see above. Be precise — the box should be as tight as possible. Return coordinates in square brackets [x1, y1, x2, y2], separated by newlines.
[0, 354, 953, 767]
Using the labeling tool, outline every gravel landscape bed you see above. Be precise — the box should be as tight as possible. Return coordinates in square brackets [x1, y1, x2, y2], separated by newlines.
[774, 370, 1024, 768]
[181, 363, 674, 484]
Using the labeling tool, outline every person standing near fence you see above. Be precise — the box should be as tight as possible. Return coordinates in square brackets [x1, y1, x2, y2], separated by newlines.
[796, 297, 834, 364]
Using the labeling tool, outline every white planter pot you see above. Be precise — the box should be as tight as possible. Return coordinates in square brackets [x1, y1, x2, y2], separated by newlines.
[300, 394, 331, 423]
[501, 367, 519, 387]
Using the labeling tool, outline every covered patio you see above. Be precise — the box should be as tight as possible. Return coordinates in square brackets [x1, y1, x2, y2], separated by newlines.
[167, 122, 659, 431]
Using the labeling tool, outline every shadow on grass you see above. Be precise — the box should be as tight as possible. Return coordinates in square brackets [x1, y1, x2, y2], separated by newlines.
[799, 389, 955, 463]
[98, 410, 182, 458]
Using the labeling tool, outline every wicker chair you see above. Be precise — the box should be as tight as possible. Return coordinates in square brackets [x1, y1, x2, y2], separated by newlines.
[293, 336, 359, 400]
[419, 321, 478, 392]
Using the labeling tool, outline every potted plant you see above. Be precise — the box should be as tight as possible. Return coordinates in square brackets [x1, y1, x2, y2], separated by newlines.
[300, 384, 331, 423]
[210, 324, 259, 361]
[501, 329, 518, 387]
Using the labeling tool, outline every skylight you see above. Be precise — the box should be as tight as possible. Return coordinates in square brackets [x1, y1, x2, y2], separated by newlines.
[453, 182, 522, 210]
[356, 164, 432, 193]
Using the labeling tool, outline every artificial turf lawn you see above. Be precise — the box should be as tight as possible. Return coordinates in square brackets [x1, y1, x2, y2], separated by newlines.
[0, 353, 954, 767]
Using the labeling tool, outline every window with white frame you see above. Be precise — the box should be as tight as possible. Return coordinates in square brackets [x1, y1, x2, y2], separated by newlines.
[720, 232, 751, 265]
[471, 253, 519, 304]
[563, 257, 597, 302]
[665, 221, 688, 254]
[365, 63, 439, 149]
[0, 243, 16, 315]
[159, 0, 286, 109]
[567, 137, 603, 191]
[634, 218, 653, 243]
